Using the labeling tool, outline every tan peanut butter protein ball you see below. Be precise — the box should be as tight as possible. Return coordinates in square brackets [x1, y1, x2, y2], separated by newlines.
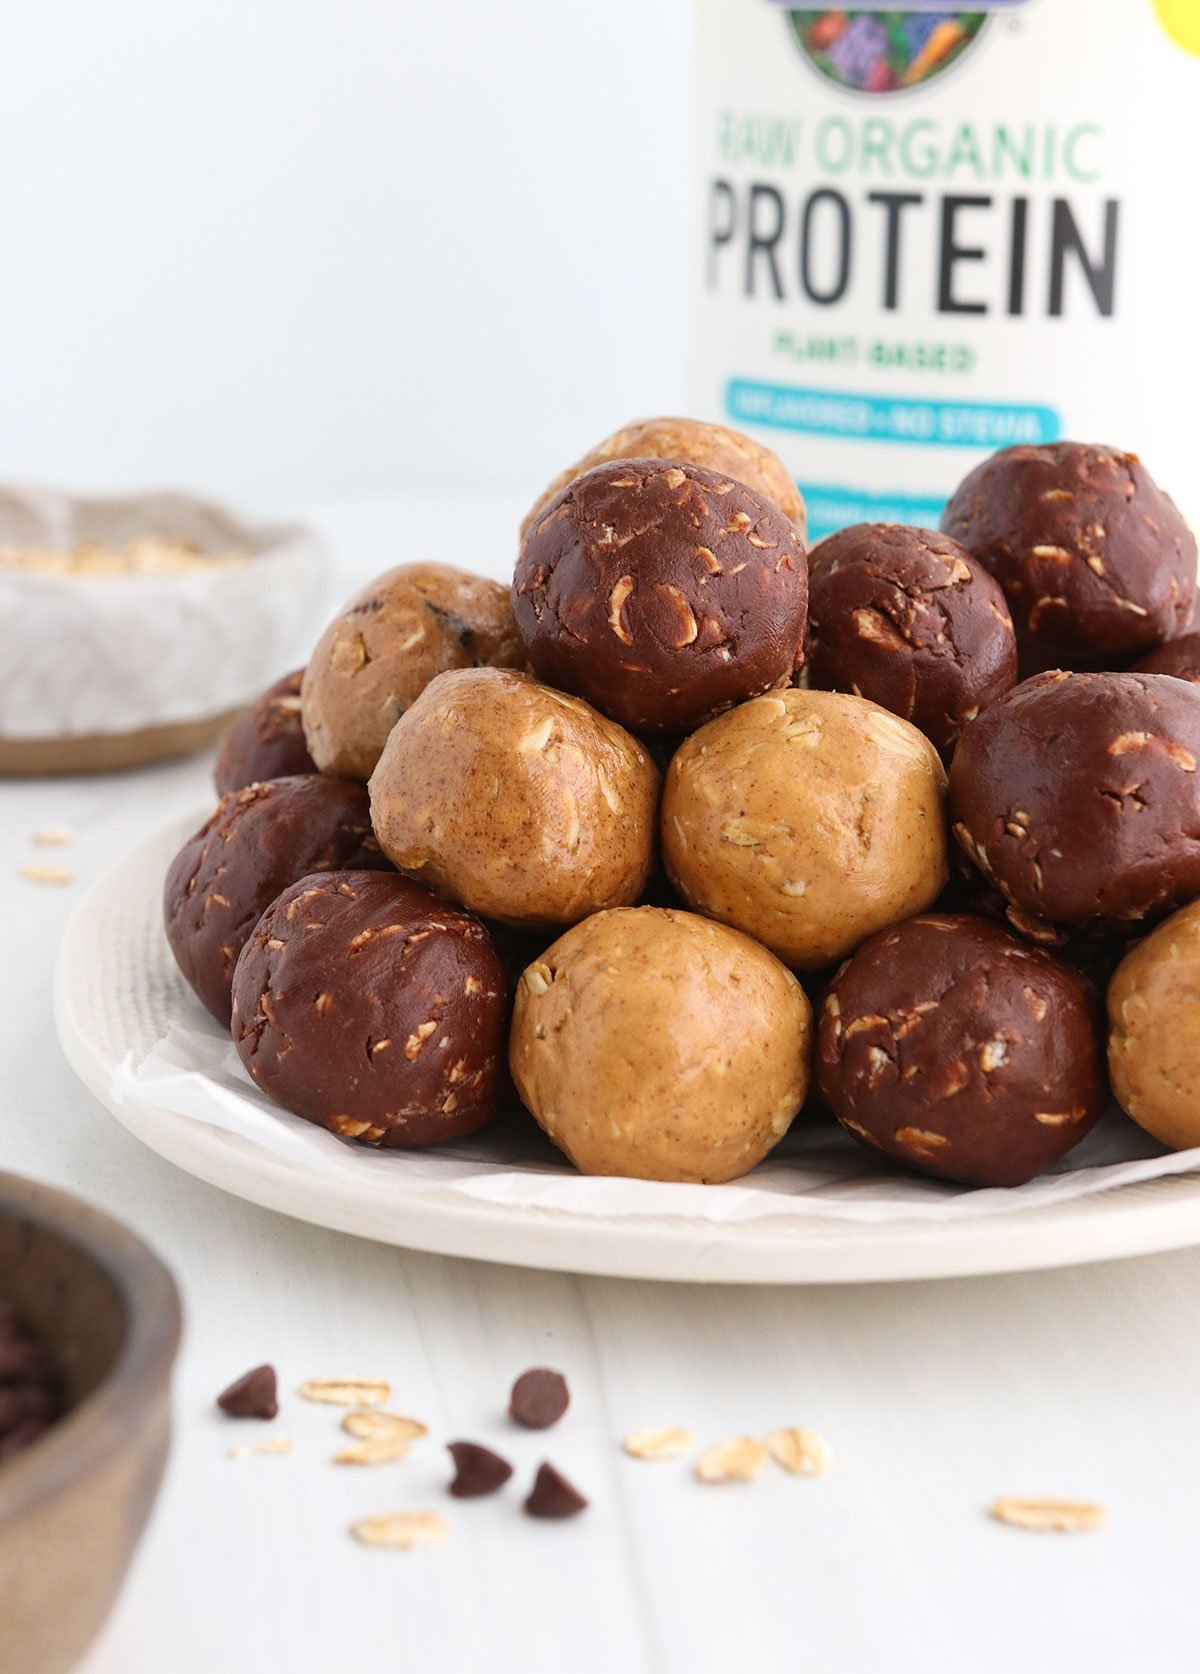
[509, 907, 812, 1183]
[662, 689, 948, 971]
[369, 667, 660, 933]
[301, 563, 523, 780]
[520, 416, 806, 541]
[1108, 899, 1200, 1151]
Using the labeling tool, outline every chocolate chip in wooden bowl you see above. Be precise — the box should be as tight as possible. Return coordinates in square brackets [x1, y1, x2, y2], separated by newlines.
[523, 1462, 588, 1519]
[216, 1364, 278, 1420]
[447, 1440, 514, 1498]
[508, 1368, 569, 1430]
[0, 1300, 63, 1466]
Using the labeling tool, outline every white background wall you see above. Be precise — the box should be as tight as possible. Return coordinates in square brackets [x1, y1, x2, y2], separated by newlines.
[0, 0, 691, 506]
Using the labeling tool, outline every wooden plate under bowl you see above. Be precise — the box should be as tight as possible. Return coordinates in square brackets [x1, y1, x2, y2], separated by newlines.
[0, 710, 238, 776]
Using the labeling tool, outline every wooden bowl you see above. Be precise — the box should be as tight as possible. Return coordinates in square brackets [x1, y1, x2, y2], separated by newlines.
[0, 1172, 181, 1674]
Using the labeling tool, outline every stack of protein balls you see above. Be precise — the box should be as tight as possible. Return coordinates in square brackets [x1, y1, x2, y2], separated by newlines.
[164, 421, 1200, 1190]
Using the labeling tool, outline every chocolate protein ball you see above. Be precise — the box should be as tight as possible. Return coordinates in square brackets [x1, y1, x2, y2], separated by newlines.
[231, 870, 506, 1146]
[949, 670, 1200, 927]
[301, 563, 524, 780]
[662, 689, 948, 971]
[213, 669, 315, 795]
[513, 459, 808, 738]
[1132, 630, 1200, 685]
[370, 667, 660, 933]
[940, 442, 1196, 665]
[817, 914, 1106, 1186]
[509, 907, 812, 1183]
[807, 523, 1017, 757]
[1108, 898, 1200, 1152]
[520, 416, 806, 541]
[164, 775, 387, 1025]
[937, 843, 1136, 987]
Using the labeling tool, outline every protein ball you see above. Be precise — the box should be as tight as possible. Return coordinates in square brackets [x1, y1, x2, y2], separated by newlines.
[1132, 630, 1200, 685]
[662, 690, 948, 971]
[513, 459, 808, 739]
[520, 416, 806, 541]
[817, 914, 1106, 1187]
[1108, 899, 1200, 1150]
[370, 667, 660, 933]
[231, 870, 506, 1146]
[301, 563, 524, 780]
[949, 671, 1200, 927]
[213, 669, 315, 795]
[164, 775, 388, 1025]
[509, 906, 812, 1184]
[940, 442, 1197, 665]
[807, 523, 1017, 757]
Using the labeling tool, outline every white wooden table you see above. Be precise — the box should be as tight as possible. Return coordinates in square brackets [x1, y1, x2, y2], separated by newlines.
[5, 495, 1199, 1674]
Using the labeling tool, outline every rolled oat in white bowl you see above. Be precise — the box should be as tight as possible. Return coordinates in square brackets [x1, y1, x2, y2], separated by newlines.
[0, 484, 325, 773]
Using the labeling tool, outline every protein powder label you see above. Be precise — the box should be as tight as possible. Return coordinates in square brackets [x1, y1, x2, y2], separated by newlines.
[690, 2, 1199, 537]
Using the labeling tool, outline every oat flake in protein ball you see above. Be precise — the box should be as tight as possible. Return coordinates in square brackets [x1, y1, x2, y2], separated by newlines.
[691, 2, 1200, 539]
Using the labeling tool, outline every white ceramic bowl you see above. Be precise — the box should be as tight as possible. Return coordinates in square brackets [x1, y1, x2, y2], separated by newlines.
[0, 483, 325, 773]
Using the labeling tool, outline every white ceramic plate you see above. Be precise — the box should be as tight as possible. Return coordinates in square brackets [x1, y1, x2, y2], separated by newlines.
[55, 818, 1200, 1284]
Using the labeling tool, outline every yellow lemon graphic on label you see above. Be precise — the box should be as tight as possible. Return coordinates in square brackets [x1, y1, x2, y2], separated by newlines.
[1154, 0, 1200, 56]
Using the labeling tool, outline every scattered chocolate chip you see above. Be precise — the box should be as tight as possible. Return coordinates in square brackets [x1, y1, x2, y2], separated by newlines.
[447, 1440, 514, 1498]
[509, 1368, 569, 1430]
[524, 1462, 588, 1519]
[217, 1364, 279, 1420]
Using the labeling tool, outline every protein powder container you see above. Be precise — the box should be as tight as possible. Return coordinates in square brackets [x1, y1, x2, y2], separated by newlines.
[690, 2, 1200, 538]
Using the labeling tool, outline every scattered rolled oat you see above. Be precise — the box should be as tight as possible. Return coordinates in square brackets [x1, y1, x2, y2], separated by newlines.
[990, 1497, 1106, 1533]
[299, 1377, 390, 1408]
[333, 1437, 412, 1466]
[227, 1434, 295, 1460]
[350, 1510, 449, 1551]
[19, 864, 74, 886]
[766, 1427, 833, 1478]
[31, 826, 73, 847]
[341, 1409, 428, 1442]
[623, 1427, 694, 1462]
[695, 1436, 769, 1484]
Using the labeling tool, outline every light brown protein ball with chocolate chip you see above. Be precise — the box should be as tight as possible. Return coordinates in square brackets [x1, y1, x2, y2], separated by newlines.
[1108, 899, 1200, 1151]
[369, 667, 660, 933]
[817, 913, 1106, 1187]
[520, 416, 806, 541]
[231, 870, 507, 1146]
[509, 907, 812, 1183]
[949, 670, 1200, 927]
[301, 563, 524, 780]
[662, 689, 948, 971]
[513, 459, 808, 739]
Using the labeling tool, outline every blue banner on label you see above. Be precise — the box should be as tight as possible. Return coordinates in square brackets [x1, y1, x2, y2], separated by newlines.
[799, 482, 947, 541]
[726, 379, 1061, 451]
